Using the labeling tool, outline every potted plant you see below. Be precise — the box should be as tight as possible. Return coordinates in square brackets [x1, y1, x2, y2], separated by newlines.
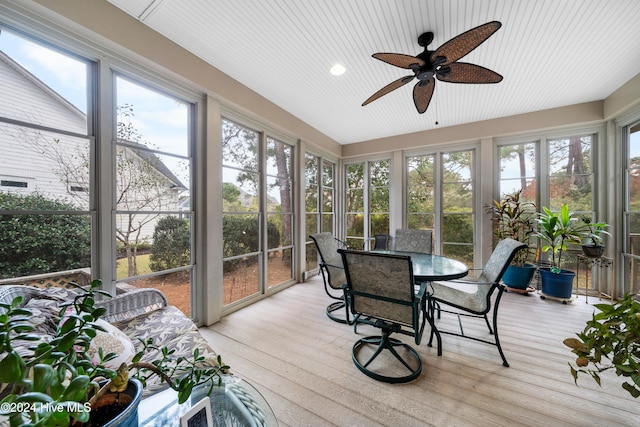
[563, 294, 640, 398]
[534, 204, 583, 299]
[579, 216, 610, 258]
[486, 190, 537, 290]
[0, 281, 229, 426]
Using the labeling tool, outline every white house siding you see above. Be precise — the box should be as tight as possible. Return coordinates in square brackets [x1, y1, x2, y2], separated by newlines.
[1, 51, 184, 244]
[0, 51, 88, 204]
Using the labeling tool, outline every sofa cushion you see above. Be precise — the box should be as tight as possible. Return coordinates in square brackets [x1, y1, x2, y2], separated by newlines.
[113, 305, 219, 396]
[88, 319, 136, 369]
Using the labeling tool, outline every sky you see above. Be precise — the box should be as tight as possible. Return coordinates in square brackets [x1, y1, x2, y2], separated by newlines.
[0, 29, 190, 187]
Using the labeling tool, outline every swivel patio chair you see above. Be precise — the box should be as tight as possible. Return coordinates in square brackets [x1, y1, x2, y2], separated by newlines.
[394, 229, 433, 253]
[339, 249, 427, 383]
[309, 232, 351, 324]
[426, 238, 526, 367]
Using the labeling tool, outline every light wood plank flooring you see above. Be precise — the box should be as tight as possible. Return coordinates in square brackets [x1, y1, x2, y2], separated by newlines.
[200, 277, 639, 426]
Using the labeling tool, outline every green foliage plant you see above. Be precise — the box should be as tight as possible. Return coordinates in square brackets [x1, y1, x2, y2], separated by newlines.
[149, 216, 191, 271]
[563, 294, 640, 398]
[0, 280, 229, 426]
[579, 216, 611, 246]
[0, 192, 90, 280]
[534, 204, 584, 272]
[486, 190, 536, 266]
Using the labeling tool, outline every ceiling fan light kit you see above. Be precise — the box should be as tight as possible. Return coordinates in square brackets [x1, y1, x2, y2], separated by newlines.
[362, 21, 503, 114]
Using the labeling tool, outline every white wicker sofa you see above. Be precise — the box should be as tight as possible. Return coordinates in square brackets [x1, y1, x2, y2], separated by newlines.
[0, 285, 219, 398]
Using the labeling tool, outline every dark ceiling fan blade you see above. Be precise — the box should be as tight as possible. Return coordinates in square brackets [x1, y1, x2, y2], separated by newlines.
[413, 77, 435, 114]
[372, 53, 425, 69]
[437, 62, 503, 84]
[431, 21, 502, 66]
[362, 75, 415, 106]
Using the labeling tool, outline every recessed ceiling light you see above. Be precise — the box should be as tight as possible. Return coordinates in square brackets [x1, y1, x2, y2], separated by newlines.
[330, 63, 346, 76]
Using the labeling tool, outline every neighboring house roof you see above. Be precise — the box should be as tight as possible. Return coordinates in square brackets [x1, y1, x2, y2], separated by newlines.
[0, 48, 186, 190]
[0, 49, 85, 122]
[119, 140, 187, 190]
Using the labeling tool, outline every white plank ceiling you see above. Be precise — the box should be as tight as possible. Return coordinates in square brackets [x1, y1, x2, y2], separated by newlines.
[107, 0, 640, 144]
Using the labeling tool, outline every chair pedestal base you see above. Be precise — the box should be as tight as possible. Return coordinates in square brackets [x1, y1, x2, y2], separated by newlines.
[326, 300, 351, 324]
[352, 332, 422, 383]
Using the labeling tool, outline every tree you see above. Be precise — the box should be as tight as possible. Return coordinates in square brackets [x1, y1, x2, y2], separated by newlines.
[11, 104, 185, 278]
[222, 182, 241, 204]
[0, 192, 90, 279]
[221, 120, 292, 264]
[115, 104, 186, 277]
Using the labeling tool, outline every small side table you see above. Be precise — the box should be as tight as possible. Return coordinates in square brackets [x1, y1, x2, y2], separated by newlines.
[138, 376, 278, 427]
[575, 254, 614, 303]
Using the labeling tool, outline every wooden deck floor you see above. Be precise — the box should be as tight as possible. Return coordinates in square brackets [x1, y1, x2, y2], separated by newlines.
[200, 276, 639, 426]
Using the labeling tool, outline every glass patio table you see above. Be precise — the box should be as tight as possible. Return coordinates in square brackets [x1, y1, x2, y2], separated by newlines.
[138, 376, 278, 427]
[376, 250, 469, 281]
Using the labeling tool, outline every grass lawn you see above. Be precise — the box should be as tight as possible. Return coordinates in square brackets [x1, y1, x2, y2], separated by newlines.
[117, 253, 152, 279]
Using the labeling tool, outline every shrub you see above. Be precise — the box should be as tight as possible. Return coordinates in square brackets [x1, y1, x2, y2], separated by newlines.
[223, 215, 280, 270]
[149, 216, 190, 271]
[0, 192, 90, 279]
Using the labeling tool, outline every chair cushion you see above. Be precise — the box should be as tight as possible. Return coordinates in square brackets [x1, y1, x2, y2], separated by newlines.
[429, 280, 487, 312]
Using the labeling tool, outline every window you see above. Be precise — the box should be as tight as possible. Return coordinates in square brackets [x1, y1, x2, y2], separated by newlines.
[345, 160, 390, 249]
[114, 76, 194, 315]
[304, 154, 335, 273]
[496, 134, 596, 271]
[406, 149, 476, 265]
[548, 136, 592, 212]
[441, 150, 475, 263]
[222, 119, 260, 305]
[345, 162, 365, 248]
[0, 29, 93, 282]
[369, 160, 390, 248]
[497, 142, 536, 202]
[1, 179, 29, 189]
[407, 154, 435, 229]
[266, 137, 294, 287]
[222, 118, 295, 306]
[624, 122, 640, 295]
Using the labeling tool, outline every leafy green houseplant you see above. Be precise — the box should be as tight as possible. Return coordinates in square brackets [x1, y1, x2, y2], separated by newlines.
[579, 216, 611, 258]
[563, 294, 640, 398]
[486, 190, 537, 289]
[534, 204, 584, 299]
[0, 281, 229, 426]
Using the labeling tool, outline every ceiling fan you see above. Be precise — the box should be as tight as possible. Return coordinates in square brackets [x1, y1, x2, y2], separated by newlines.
[362, 21, 503, 114]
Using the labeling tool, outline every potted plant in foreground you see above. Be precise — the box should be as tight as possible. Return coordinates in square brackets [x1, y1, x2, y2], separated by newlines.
[563, 294, 640, 398]
[486, 190, 537, 291]
[0, 281, 229, 426]
[579, 216, 610, 258]
[535, 204, 583, 300]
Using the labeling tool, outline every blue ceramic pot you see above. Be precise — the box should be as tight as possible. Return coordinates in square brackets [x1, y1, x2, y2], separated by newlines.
[539, 268, 575, 299]
[92, 378, 143, 427]
[502, 264, 536, 289]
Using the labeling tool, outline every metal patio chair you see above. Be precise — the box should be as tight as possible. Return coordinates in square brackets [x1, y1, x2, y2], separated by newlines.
[310, 232, 351, 324]
[394, 229, 433, 253]
[339, 249, 426, 383]
[426, 238, 526, 367]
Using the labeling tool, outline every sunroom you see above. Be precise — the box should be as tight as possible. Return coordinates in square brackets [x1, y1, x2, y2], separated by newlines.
[1, 0, 639, 425]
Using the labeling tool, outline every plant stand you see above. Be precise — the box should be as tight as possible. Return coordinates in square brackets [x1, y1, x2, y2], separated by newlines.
[538, 291, 576, 304]
[575, 254, 614, 303]
[505, 285, 536, 294]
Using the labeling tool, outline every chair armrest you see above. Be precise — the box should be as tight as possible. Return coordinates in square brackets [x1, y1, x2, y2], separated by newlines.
[96, 288, 168, 323]
[322, 262, 344, 270]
